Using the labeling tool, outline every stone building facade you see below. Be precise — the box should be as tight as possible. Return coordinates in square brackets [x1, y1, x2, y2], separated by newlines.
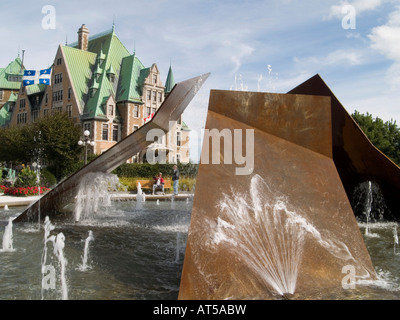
[0, 24, 191, 164]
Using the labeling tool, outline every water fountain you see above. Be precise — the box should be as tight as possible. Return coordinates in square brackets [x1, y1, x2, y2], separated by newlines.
[78, 230, 94, 271]
[136, 182, 145, 210]
[1, 217, 14, 252]
[74, 172, 122, 222]
[179, 78, 400, 299]
[175, 231, 181, 263]
[41, 216, 68, 300]
[3, 73, 400, 300]
[14, 73, 210, 223]
[393, 225, 400, 255]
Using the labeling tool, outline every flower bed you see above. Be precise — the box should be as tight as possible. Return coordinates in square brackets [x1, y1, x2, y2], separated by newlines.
[1, 186, 51, 197]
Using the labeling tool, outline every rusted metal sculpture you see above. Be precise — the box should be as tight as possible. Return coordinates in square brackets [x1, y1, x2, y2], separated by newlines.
[288, 74, 400, 221]
[14, 73, 210, 223]
[179, 83, 378, 299]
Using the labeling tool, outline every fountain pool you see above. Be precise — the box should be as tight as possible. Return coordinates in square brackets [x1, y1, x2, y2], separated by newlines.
[1, 193, 400, 299]
[0, 199, 192, 300]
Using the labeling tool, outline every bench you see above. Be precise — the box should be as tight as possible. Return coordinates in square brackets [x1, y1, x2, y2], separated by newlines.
[136, 179, 172, 192]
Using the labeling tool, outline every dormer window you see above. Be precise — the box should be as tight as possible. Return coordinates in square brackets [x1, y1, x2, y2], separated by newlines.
[153, 74, 157, 84]
[94, 65, 102, 82]
[8, 75, 22, 82]
[107, 65, 116, 83]
[108, 104, 114, 117]
[90, 88, 97, 98]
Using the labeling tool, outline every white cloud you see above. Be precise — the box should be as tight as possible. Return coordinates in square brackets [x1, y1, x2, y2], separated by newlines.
[326, 0, 385, 19]
[293, 49, 365, 71]
[368, 6, 400, 90]
[369, 7, 400, 60]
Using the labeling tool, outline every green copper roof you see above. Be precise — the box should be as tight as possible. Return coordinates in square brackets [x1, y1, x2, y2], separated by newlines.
[66, 27, 162, 119]
[62, 45, 97, 112]
[0, 57, 23, 90]
[0, 94, 16, 126]
[164, 65, 175, 94]
[83, 29, 132, 118]
[0, 105, 11, 126]
[8, 92, 18, 103]
[116, 54, 146, 102]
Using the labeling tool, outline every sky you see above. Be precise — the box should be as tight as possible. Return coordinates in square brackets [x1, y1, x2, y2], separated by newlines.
[1, 0, 399, 162]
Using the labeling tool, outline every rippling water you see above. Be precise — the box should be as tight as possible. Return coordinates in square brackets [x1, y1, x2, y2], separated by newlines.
[1, 200, 400, 300]
[0, 200, 192, 300]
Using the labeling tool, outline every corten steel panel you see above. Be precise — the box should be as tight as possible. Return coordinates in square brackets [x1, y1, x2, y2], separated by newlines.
[288, 74, 400, 220]
[179, 90, 376, 300]
[14, 73, 210, 223]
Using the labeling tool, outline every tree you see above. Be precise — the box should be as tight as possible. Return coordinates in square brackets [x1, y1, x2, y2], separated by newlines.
[31, 112, 83, 180]
[0, 125, 32, 164]
[352, 110, 400, 166]
[0, 112, 83, 181]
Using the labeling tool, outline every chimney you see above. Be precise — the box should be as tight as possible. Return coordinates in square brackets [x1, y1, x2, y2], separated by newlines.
[78, 24, 89, 51]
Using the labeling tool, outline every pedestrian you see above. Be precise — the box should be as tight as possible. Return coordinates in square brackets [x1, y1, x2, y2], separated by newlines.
[172, 165, 179, 195]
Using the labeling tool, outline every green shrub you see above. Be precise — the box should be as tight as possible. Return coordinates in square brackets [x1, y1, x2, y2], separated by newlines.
[14, 167, 38, 188]
[113, 162, 199, 179]
[178, 177, 196, 192]
[40, 169, 57, 188]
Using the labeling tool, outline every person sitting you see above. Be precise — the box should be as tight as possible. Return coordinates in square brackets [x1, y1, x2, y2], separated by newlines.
[152, 173, 165, 195]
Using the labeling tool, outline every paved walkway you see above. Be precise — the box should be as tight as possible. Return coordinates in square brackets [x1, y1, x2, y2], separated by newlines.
[0, 194, 41, 208]
[0, 192, 193, 208]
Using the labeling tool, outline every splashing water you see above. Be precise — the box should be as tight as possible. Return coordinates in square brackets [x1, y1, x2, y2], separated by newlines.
[365, 181, 373, 236]
[137, 182, 145, 210]
[175, 231, 181, 263]
[75, 172, 122, 222]
[78, 230, 94, 271]
[41, 216, 68, 300]
[352, 180, 386, 237]
[352, 180, 388, 223]
[171, 195, 176, 210]
[394, 225, 400, 255]
[55, 232, 68, 300]
[1, 217, 15, 252]
[210, 174, 356, 296]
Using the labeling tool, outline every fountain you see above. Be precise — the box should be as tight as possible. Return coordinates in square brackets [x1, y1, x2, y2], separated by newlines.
[1, 217, 14, 252]
[175, 231, 181, 263]
[41, 216, 68, 300]
[179, 76, 400, 299]
[393, 225, 400, 255]
[3, 73, 400, 300]
[74, 172, 121, 222]
[78, 230, 94, 271]
[288, 74, 400, 220]
[136, 182, 145, 210]
[14, 72, 210, 223]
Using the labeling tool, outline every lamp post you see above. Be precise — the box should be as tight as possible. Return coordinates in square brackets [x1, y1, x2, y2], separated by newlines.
[78, 130, 95, 165]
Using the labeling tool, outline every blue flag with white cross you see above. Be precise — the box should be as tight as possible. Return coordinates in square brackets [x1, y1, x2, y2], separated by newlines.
[23, 68, 52, 86]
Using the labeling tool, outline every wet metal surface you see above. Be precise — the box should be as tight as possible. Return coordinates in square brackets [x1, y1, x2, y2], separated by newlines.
[179, 88, 376, 299]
